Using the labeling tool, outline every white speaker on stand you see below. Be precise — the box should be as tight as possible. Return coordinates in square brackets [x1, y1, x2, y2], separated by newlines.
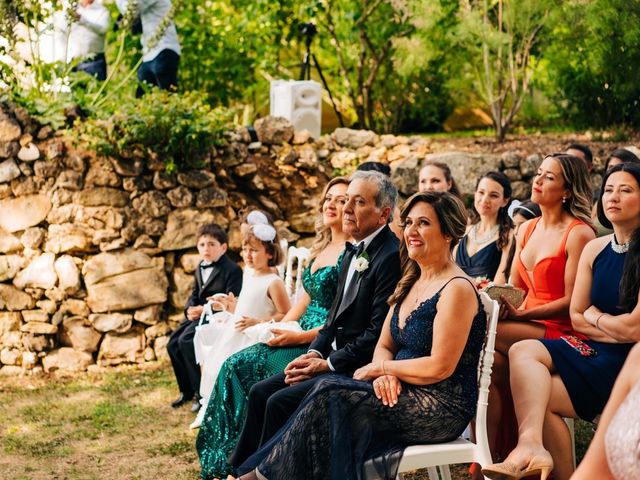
[270, 80, 322, 140]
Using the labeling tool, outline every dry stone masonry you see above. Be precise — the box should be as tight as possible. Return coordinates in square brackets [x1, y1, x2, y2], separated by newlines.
[0, 101, 558, 375]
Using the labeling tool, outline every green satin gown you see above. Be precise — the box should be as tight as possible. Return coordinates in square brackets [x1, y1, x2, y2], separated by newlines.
[196, 256, 342, 479]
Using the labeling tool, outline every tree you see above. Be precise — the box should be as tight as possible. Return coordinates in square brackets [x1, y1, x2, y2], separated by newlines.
[455, 0, 560, 141]
[310, 0, 416, 131]
[544, 0, 640, 129]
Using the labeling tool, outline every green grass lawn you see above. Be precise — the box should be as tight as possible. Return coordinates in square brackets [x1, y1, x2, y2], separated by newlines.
[0, 363, 199, 480]
[0, 363, 594, 479]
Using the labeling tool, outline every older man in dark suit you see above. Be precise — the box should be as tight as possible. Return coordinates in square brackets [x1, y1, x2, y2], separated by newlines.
[229, 170, 401, 467]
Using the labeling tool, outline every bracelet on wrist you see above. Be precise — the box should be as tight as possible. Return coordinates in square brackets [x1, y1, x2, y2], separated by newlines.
[381, 360, 386, 376]
[595, 313, 605, 330]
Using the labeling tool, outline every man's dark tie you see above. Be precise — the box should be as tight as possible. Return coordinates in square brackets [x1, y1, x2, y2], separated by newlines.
[200, 262, 215, 270]
[345, 242, 365, 257]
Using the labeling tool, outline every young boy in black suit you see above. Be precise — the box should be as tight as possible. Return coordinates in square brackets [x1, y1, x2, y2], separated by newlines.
[167, 224, 243, 411]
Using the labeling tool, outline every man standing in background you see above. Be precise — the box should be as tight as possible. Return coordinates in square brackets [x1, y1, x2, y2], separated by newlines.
[68, 0, 110, 80]
[115, 0, 181, 96]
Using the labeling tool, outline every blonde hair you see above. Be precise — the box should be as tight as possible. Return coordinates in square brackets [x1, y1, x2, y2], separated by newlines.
[548, 153, 594, 227]
[309, 177, 349, 261]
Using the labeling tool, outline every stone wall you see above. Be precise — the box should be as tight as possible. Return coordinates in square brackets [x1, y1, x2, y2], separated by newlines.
[0, 103, 560, 375]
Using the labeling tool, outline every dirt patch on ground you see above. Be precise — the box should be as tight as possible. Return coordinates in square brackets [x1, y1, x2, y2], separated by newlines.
[425, 130, 640, 170]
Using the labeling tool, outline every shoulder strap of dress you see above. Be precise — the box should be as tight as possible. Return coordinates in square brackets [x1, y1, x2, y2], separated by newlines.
[559, 219, 585, 253]
[522, 217, 541, 247]
[437, 275, 477, 295]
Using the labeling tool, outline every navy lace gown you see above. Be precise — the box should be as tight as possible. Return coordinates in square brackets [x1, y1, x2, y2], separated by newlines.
[238, 278, 487, 480]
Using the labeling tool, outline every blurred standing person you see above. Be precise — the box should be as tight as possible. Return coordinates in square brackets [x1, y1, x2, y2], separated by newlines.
[115, 0, 181, 96]
[48, 0, 109, 79]
[66, 0, 109, 80]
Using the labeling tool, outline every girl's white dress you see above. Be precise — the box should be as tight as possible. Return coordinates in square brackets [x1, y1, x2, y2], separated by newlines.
[194, 270, 280, 411]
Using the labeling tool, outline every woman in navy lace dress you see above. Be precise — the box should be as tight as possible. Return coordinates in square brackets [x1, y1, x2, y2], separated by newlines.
[232, 191, 487, 480]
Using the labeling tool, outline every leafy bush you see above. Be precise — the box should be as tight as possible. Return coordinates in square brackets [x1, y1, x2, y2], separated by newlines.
[82, 90, 232, 172]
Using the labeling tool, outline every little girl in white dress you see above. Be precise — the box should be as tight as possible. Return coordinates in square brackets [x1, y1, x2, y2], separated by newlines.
[193, 223, 290, 427]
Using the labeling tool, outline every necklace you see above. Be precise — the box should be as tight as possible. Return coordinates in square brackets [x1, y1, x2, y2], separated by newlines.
[611, 235, 630, 254]
[469, 223, 499, 245]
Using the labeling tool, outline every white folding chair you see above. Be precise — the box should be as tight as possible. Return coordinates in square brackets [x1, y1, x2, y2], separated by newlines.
[277, 238, 289, 279]
[284, 246, 310, 303]
[393, 292, 500, 480]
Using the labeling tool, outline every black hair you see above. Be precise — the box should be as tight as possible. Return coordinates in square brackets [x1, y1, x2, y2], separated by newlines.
[512, 200, 541, 221]
[197, 224, 228, 245]
[357, 161, 391, 177]
[596, 163, 640, 312]
[567, 143, 593, 165]
[620, 228, 640, 312]
[604, 148, 640, 171]
[470, 171, 514, 250]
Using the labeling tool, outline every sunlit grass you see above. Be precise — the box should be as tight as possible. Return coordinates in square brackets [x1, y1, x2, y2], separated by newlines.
[0, 363, 594, 479]
[0, 363, 199, 479]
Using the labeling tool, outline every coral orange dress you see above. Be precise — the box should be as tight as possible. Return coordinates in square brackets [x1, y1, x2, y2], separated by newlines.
[487, 217, 589, 463]
[515, 217, 587, 339]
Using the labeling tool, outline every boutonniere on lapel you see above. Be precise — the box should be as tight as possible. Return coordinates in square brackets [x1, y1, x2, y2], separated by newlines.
[354, 252, 370, 275]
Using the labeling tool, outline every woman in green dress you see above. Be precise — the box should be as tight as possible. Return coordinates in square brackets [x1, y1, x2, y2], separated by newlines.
[196, 177, 350, 480]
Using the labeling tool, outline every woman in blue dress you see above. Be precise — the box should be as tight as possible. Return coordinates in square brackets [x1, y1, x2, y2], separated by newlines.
[196, 177, 350, 479]
[483, 162, 640, 480]
[233, 191, 487, 480]
[455, 171, 513, 284]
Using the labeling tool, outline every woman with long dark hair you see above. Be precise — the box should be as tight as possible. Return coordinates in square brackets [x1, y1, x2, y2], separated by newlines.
[455, 171, 513, 284]
[484, 163, 640, 480]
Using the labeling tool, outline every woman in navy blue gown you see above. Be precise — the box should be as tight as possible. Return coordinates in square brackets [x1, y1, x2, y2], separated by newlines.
[455, 171, 513, 284]
[483, 162, 640, 480]
[231, 191, 487, 480]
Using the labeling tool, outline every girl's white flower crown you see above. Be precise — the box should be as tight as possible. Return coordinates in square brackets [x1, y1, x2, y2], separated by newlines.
[246, 211, 270, 226]
[252, 224, 277, 243]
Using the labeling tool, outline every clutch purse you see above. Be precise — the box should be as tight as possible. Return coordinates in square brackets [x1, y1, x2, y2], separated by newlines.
[484, 285, 525, 308]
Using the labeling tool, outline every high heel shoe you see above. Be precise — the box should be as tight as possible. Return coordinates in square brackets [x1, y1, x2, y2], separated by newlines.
[482, 451, 553, 480]
[481, 461, 524, 480]
[522, 452, 553, 480]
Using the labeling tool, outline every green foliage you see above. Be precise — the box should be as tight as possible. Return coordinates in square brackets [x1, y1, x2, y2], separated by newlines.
[450, 0, 562, 141]
[3, 0, 640, 140]
[544, 0, 640, 128]
[175, 0, 302, 106]
[81, 89, 232, 172]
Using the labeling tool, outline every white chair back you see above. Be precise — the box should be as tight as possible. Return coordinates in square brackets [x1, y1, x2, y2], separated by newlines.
[473, 292, 501, 468]
[284, 246, 311, 303]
